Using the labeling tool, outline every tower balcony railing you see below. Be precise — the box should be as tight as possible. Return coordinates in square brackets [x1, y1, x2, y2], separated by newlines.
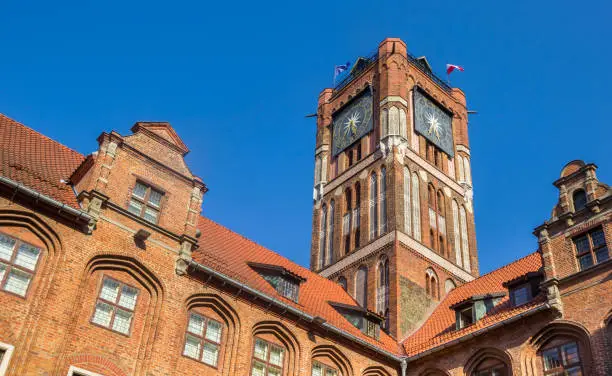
[333, 48, 452, 94]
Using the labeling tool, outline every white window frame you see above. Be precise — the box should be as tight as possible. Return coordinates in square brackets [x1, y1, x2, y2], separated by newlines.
[0, 342, 14, 376]
[67, 365, 105, 376]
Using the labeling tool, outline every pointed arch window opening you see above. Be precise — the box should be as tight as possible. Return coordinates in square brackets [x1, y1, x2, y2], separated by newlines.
[327, 201, 335, 267]
[369, 173, 378, 240]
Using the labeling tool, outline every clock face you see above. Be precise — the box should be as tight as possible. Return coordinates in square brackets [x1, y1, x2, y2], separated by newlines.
[332, 89, 374, 157]
[413, 90, 454, 157]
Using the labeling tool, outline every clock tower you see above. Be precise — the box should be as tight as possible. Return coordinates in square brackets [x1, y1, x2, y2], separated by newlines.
[310, 38, 479, 339]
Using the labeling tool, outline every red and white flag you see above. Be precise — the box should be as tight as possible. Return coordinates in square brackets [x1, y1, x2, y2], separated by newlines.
[446, 64, 464, 75]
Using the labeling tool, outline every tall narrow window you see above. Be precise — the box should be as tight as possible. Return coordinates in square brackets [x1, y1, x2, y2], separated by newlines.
[0, 233, 41, 297]
[347, 150, 354, 168]
[460, 206, 471, 272]
[377, 257, 390, 330]
[127, 181, 164, 224]
[463, 156, 472, 185]
[403, 166, 412, 235]
[91, 276, 139, 335]
[319, 204, 327, 270]
[458, 156, 466, 183]
[412, 173, 422, 241]
[369, 172, 378, 240]
[573, 227, 609, 270]
[452, 200, 462, 266]
[380, 167, 387, 234]
[344, 189, 352, 254]
[573, 189, 587, 212]
[354, 182, 361, 248]
[327, 201, 335, 266]
[437, 191, 446, 256]
[251, 338, 284, 376]
[428, 185, 437, 251]
[356, 143, 362, 161]
[355, 266, 368, 307]
[183, 312, 223, 367]
[338, 276, 347, 291]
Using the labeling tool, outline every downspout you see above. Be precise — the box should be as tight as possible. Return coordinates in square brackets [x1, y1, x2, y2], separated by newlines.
[187, 259, 405, 363]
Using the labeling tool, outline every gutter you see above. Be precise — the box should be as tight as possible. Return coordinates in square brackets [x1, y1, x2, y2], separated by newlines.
[404, 303, 551, 361]
[0, 176, 94, 228]
[187, 260, 404, 363]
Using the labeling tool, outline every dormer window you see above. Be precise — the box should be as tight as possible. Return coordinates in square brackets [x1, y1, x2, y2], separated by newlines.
[249, 263, 305, 303]
[503, 272, 542, 307]
[330, 302, 382, 339]
[511, 284, 531, 306]
[128, 181, 164, 224]
[458, 306, 474, 328]
[451, 293, 506, 330]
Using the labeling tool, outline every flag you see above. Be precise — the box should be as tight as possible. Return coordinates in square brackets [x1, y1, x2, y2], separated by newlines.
[446, 64, 464, 75]
[334, 62, 351, 79]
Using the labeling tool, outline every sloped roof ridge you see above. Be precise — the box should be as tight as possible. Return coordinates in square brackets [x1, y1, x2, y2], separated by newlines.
[400, 250, 542, 344]
[0, 113, 85, 158]
[199, 216, 316, 278]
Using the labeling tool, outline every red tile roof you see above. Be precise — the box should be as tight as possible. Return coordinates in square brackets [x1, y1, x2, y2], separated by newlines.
[194, 217, 403, 354]
[0, 112, 550, 360]
[0, 114, 84, 208]
[401, 252, 545, 356]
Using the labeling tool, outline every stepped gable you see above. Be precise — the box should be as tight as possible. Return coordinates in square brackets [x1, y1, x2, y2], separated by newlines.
[0, 114, 84, 208]
[402, 252, 545, 356]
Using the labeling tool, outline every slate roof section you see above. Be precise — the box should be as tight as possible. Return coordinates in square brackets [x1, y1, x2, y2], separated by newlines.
[401, 252, 545, 356]
[0, 114, 84, 208]
[193, 216, 403, 354]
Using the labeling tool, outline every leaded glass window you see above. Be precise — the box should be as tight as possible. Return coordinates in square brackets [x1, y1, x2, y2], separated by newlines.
[91, 276, 139, 335]
[573, 227, 609, 271]
[0, 233, 41, 297]
[127, 181, 164, 224]
[312, 361, 339, 376]
[251, 338, 284, 376]
[541, 342, 583, 375]
[183, 312, 223, 367]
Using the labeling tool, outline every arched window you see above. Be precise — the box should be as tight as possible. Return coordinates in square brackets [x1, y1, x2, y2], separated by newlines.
[460, 205, 471, 272]
[463, 156, 472, 185]
[452, 200, 462, 266]
[399, 108, 407, 139]
[376, 256, 390, 330]
[465, 348, 511, 376]
[458, 156, 466, 183]
[380, 108, 389, 138]
[437, 191, 446, 256]
[319, 204, 327, 270]
[573, 189, 587, 212]
[445, 279, 456, 293]
[354, 182, 361, 248]
[389, 106, 399, 136]
[380, 167, 387, 234]
[343, 189, 352, 254]
[425, 268, 438, 300]
[338, 276, 347, 291]
[403, 166, 412, 235]
[355, 266, 368, 307]
[412, 172, 421, 241]
[428, 185, 438, 251]
[327, 201, 335, 266]
[369, 172, 378, 240]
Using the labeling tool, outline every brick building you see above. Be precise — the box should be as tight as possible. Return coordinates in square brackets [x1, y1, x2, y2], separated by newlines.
[0, 37, 610, 376]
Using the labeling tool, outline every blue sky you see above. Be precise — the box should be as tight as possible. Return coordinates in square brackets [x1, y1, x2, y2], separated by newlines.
[1, 0, 610, 274]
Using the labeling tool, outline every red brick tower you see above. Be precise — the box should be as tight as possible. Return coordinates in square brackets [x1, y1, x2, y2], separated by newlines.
[310, 38, 479, 338]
